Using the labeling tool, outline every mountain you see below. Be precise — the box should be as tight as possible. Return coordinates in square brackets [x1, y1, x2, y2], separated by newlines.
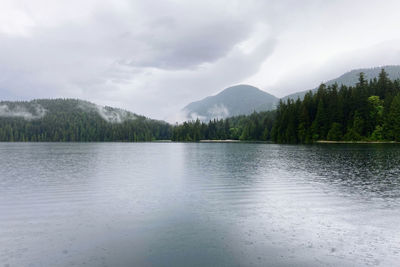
[0, 99, 171, 141]
[283, 65, 400, 101]
[183, 84, 279, 121]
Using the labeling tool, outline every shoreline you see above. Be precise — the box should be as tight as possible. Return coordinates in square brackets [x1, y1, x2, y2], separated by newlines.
[0, 140, 398, 144]
[199, 139, 241, 143]
[316, 140, 399, 144]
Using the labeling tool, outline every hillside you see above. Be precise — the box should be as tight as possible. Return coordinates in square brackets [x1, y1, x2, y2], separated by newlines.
[283, 65, 400, 101]
[0, 99, 171, 141]
[183, 84, 279, 121]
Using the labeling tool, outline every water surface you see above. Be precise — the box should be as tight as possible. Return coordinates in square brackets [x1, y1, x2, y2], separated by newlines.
[0, 143, 399, 266]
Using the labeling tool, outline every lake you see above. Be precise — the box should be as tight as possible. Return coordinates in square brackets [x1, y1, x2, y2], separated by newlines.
[0, 143, 399, 266]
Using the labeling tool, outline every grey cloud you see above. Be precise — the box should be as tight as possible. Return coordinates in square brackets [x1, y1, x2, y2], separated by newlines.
[120, 18, 252, 70]
[0, 0, 260, 101]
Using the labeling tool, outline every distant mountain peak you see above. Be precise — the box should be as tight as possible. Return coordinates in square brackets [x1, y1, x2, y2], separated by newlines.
[219, 84, 260, 93]
[182, 84, 279, 121]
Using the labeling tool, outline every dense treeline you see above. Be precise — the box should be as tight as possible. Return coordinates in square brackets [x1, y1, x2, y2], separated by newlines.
[273, 69, 400, 143]
[171, 111, 275, 141]
[2, 69, 400, 143]
[173, 69, 400, 143]
[0, 99, 171, 142]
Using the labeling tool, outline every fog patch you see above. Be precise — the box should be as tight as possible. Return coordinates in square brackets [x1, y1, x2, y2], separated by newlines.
[175, 109, 207, 123]
[77, 101, 136, 123]
[0, 103, 47, 120]
[188, 112, 206, 122]
[176, 105, 229, 123]
[207, 104, 229, 120]
[96, 106, 136, 123]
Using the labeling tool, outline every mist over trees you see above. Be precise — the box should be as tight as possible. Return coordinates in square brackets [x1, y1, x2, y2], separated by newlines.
[0, 99, 171, 142]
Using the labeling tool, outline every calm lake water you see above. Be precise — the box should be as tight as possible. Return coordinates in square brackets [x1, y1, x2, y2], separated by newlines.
[0, 143, 400, 266]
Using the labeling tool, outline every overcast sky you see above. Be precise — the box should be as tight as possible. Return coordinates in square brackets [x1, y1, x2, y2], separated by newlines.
[1, 0, 400, 122]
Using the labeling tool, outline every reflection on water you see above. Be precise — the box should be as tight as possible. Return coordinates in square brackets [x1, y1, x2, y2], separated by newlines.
[0, 143, 399, 266]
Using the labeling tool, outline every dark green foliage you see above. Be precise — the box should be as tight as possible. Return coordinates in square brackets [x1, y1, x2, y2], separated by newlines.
[311, 97, 329, 141]
[384, 93, 400, 141]
[327, 123, 343, 141]
[0, 99, 172, 142]
[171, 111, 276, 142]
[273, 69, 400, 143]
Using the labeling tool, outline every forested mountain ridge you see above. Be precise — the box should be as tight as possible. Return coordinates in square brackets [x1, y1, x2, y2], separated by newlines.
[173, 69, 400, 143]
[2, 68, 400, 143]
[282, 65, 400, 101]
[182, 84, 279, 121]
[0, 99, 171, 141]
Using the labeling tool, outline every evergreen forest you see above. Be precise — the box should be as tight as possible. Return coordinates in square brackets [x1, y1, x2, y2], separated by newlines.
[0, 99, 171, 142]
[1, 69, 400, 143]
